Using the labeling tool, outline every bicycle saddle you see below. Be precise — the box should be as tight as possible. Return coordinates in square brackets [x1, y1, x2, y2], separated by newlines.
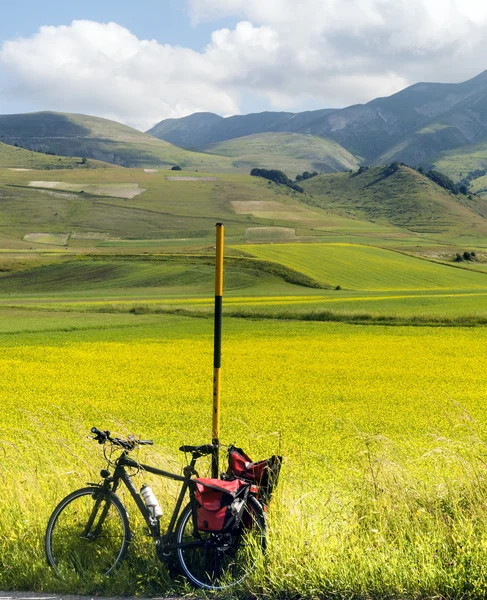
[179, 444, 215, 456]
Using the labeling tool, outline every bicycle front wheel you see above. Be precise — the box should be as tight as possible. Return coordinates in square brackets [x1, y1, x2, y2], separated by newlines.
[175, 495, 266, 590]
[45, 486, 131, 578]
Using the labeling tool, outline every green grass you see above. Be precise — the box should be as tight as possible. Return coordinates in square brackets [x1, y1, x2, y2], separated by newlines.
[469, 174, 487, 196]
[433, 138, 487, 181]
[198, 132, 360, 177]
[301, 165, 487, 235]
[1, 166, 414, 247]
[2, 252, 487, 327]
[238, 243, 487, 291]
[0, 142, 107, 170]
[0, 254, 325, 295]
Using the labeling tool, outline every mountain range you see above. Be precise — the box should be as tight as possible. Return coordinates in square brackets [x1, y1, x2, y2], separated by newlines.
[149, 70, 487, 181]
[2, 70, 487, 183]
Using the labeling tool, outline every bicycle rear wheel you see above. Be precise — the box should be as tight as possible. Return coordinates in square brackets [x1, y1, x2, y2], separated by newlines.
[175, 495, 266, 590]
[45, 486, 131, 578]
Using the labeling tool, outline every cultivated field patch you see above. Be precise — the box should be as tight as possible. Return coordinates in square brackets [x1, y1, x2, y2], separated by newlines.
[165, 176, 219, 181]
[232, 199, 322, 222]
[28, 181, 146, 199]
[23, 233, 70, 245]
[244, 226, 296, 240]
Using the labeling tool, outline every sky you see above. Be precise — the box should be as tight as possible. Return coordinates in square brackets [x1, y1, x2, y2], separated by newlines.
[1, 0, 487, 131]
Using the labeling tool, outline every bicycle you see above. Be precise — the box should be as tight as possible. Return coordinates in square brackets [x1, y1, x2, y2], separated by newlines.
[45, 427, 266, 590]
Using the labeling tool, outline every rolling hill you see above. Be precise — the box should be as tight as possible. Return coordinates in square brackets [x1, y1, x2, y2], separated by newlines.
[197, 132, 360, 177]
[300, 165, 487, 234]
[0, 112, 234, 171]
[432, 137, 487, 183]
[0, 141, 110, 170]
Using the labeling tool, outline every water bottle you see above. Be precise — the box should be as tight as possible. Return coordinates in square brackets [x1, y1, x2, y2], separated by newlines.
[140, 485, 163, 518]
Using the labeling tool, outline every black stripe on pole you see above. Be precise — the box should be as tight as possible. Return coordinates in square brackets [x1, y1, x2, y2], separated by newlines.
[213, 295, 222, 368]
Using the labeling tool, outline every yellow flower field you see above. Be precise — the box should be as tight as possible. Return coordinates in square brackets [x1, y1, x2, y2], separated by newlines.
[2, 312, 487, 597]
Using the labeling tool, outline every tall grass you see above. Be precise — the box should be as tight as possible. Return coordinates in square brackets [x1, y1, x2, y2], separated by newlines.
[4, 415, 487, 598]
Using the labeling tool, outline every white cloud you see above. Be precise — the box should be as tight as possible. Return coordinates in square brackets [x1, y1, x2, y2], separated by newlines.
[191, 0, 487, 103]
[2, 2, 487, 130]
[0, 20, 243, 130]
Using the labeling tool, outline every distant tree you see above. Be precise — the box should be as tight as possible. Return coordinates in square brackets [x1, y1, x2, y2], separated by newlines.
[463, 251, 472, 261]
[383, 162, 400, 177]
[251, 167, 303, 192]
[295, 170, 318, 182]
[454, 253, 463, 262]
[80, 157, 87, 165]
[171, 165, 182, 171]
[357, 166, 368, 175]
[458, 184, 468, 195]
[418, 166, 426, 175]
[425, 169, 459, 194]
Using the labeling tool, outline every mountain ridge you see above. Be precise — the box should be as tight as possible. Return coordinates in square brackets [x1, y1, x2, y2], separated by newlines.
[149, 70, 487, 178]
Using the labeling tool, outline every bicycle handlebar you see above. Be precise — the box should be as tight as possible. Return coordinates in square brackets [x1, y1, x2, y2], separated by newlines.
[91, 427, 153, 450]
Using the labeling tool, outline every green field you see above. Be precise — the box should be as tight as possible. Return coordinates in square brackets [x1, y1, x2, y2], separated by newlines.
[240, 243, 487, 290]
[2, 248, 487, 328]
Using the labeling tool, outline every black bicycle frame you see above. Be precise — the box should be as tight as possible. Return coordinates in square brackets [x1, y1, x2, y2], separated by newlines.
[103, 452, 202, 550]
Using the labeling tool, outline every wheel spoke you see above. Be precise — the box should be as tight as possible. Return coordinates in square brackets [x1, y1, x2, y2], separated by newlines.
[175, 498, 266, 590]
[45, 487, 130, 579]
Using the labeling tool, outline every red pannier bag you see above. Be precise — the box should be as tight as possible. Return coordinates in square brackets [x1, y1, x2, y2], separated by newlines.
[193, 478, 249, 532]
[226, 446, 282, 505]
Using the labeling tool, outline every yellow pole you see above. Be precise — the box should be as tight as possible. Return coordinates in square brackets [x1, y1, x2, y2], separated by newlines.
[212, 223, 224, 478]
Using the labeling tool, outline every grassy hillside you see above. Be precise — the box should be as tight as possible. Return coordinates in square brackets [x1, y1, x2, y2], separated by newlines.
[240, 243, 487, 291]
[0, 142, 108, 170]
[301, 165, 487, 234]
[0, 256, 301, 294]
[197, 132, 360, 177]
[470, 173, 487, 197]
[375, 123, 467, 168]
[433, 138, 487, 182]
[0, 112, 234, 171]
[0, 166, 416, 247]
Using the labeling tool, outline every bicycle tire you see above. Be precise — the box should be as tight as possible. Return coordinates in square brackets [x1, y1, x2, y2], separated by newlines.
[45, 486, 131, 578]
[175, 495, 266, 590]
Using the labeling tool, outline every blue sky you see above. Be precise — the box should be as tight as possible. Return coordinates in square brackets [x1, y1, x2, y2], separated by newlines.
[0, 0, 234, 51]
[1, 0, 486, 130]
